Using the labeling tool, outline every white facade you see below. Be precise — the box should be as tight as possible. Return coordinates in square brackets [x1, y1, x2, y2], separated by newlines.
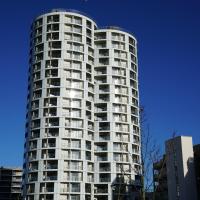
[165, 136, 197, 200]
[23, 9, 141, 200]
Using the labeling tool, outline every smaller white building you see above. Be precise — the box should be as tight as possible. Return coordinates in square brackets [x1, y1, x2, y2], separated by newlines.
[165, 136, 197, 200]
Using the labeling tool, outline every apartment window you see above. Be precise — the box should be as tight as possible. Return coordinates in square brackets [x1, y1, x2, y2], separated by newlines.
[47, 88, 60, 97]
[45, 128, 59, 137]
[30, 129, 40, 139]
[66, 89, 83, 98]
[64, 60, 82, 70]
[45, 69, 58, 77]
[131, 63, 137, 72]
[47, 24, 59, 32]
[114, 142, 128, 151]
[96, 153, 107, 161]
[66, 51, 83, 60]
[99, 49, 109, 57]
[46, 59, 58, 68]
[34, 35, 42, 44]
[65, 15, 72, 23]
[66, 80, 83, 89]
[96, 143, 107, 151]
[65, 24, 82, 33]
[112, 32, 125, 41]
[72, 99, 82, 107]
[86, 20, 92, 29]
[113, 103, 127, 113]
[40, 182, 54, 193]
[130, 71, 137, 80]
[71, 195, 80, 200]
[33, 80, 42, 90]
[129, 37, 135, 46]
[35, 43, 44, 53]
[64, 33, 72, 40]
[74, 16, 82, 25]
[65, 24, 75, 32]
[99, 85, 109, 93]
[114, 50, 127, 59]
[67, 43, 84, 52]
[71, 172, 82, 181]
[48, 50, 61, 58]
[44, 160, 58, 170]
[35, 18, 43, 27]
[88, 47, 94, 57]
[115, 123, 129, 132]
[66, 70, 82, 79]
[112, 41, 125, 50]
[29, 161, 38, 171]
[113, 113, 127, 122]
[86, 151, 91, 160]
[71, 109, 81, 118]
[71, 150, 81, 159]
[48, 41, 61, 49]
[113, 76, 126, 85]
[33, 62, 41, 72]
[73, 25, 82, 33]
[132, 89, 138, 98]
[47, 78, 60, 87]
[99, 122, 110, 131]
[114, 153, 128, 162]
[115, 86, 128, 95]
[71, 140, 81, 148]
[41, 149, 55, 159]
[86, 37, 92, 46]
[95, 32, 106, 40]
[43, 171, 57, 181]
[131, 116, 138, 125]
[99, 174, 111, 182]
[131, 54, 137, 63]
[44, 98, 57, 107]
[33, 90, 42, 99]
[132, 154, 140, 164]
[129, 45, 136, 54]
[45, 117, 59, 127]
[74, 34, 82, 42]
[46, 32, 59, 41]
[87, 29, 92, 38]
[43, 107, 57, 117]
[99, 58, 109, 66]
[112, 67, 126, 76]
[114, 58, 127, 67]
[47, 15, 60, 23]
[27, 183, 35, 193]
[65, 129, 82, 138]
[95, 41, 106, 48]
[131, 106, 138, 115]
[35, 52, 43, 61]
[62, 98, 82, 108]
[65, 118, 83, 128]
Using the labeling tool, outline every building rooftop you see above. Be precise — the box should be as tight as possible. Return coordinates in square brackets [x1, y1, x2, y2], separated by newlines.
[100, 26, 136, 38]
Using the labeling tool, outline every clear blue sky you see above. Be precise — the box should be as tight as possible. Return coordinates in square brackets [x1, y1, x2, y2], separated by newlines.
[0, 0, 200, 167]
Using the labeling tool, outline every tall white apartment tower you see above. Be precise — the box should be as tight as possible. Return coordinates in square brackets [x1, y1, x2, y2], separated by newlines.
[23, 9, 141, 200]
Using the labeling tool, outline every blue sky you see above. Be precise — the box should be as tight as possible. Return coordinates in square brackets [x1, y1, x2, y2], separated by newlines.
[0, 0, 200, 166]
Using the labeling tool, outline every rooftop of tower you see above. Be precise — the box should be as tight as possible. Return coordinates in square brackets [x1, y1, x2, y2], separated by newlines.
[51, 9, 96, 22]
[99, 26, 136, 39]
[35, 9, 136, 39]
